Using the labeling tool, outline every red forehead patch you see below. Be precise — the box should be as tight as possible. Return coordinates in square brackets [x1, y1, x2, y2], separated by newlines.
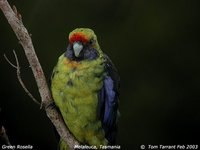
[69, 32, 88, 44]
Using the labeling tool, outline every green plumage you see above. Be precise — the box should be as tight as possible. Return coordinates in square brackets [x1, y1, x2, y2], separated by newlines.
[51, 28, 108, 149]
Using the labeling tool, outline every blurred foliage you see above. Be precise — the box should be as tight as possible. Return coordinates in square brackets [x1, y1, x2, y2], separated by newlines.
[0, 0, 200, 149]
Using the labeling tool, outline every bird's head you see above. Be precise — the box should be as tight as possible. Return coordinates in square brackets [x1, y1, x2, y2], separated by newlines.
[66, 28, 101, 60]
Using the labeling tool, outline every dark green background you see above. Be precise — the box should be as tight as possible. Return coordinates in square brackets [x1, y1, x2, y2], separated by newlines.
[1, 0, 200, 149]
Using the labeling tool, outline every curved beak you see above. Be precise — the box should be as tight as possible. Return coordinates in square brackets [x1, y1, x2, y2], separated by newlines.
[73, 42, 83, 57]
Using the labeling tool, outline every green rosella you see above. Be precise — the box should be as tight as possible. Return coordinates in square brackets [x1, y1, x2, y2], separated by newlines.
[51, 28, 120, 149]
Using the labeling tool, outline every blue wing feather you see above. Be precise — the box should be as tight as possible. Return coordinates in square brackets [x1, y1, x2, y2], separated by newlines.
[98, 54, 120, 145]
[104, 76, 116, 125]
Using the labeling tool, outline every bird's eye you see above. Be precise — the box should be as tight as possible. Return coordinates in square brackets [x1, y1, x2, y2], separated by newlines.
[89, 39, 95, 45]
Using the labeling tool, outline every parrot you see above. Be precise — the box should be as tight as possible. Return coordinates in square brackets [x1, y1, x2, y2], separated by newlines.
[51, 28, 120, 150]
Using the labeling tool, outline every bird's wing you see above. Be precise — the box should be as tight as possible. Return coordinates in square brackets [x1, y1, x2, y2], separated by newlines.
[97, 54, 120, 144]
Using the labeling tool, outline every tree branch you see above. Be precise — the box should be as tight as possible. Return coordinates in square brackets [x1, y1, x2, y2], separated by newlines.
[4, 50, 40, 106]
[0, 126, 12, 146]
[0, 0, 79, 149]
